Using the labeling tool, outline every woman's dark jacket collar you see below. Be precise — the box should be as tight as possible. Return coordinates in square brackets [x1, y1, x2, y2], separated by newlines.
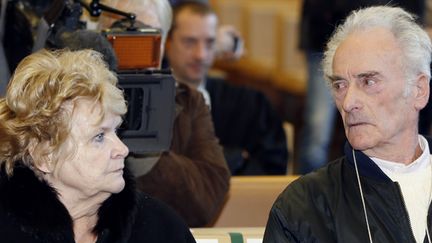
[0, 162, 138, 242]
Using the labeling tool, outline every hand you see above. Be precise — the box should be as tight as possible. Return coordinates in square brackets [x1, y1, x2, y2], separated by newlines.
[215, 25, 245, 61]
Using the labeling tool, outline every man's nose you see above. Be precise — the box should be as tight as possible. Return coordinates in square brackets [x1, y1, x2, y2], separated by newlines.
[194, 42, 208, 60]
[342, 83, 362, 112]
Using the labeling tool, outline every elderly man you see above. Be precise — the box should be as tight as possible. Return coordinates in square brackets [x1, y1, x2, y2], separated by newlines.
[264, 6, 432, 243]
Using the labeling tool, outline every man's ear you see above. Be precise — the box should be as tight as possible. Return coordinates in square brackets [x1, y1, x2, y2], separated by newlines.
[413, 74, 430, 111]
[28, 140, 53, 174]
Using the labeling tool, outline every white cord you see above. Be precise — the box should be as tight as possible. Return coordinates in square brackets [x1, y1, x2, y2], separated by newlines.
[352, 149, 374, 243]
[426, 157, 432, 243]
[353, 148, 432, 243]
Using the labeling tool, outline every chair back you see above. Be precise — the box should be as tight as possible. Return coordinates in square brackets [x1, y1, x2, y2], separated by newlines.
[212, 175, 299, 227]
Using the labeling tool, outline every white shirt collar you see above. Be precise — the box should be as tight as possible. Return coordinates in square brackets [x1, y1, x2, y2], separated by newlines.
[372, 135, 430, 174]
[197, 80, 211, 108]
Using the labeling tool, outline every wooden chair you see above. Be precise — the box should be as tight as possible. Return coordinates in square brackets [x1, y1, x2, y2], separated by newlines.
[192, 227, 265, 243]
[283, 121, 295, 175]
[211, 175, 299, 227]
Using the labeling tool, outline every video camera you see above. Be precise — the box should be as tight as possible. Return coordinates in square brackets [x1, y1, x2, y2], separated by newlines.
[31, 0, 176, 154]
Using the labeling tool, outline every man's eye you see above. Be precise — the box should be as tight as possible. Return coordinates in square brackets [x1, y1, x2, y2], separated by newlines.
[206, 39, 216, 49]
[182, 38, 195, 47]
[94, 133, 105, 143]
[364, 79, 376, 86]
[332, 81, 347, 91]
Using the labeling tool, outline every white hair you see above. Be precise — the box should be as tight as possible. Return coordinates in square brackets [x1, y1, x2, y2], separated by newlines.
[323, 6, 432, 85]
[100, 0, 173, 43]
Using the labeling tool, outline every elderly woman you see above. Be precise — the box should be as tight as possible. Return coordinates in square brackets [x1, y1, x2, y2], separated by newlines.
[0, 49, 196, 243]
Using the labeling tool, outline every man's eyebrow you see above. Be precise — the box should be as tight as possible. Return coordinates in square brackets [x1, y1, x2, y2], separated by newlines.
[207, 37, 216, 43]
[327, 75, 345, 82]
[327, 71, 381, 82]
[355, 71, 380, 79]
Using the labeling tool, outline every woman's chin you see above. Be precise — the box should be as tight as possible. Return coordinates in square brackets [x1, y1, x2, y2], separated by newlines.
[107, 177, 126, 194]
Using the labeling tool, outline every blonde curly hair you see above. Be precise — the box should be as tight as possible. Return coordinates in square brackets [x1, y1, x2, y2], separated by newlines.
[0, 49, 127, 176]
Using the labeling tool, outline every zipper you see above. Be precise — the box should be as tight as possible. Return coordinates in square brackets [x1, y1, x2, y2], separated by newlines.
[427, 197, 432, 242]
[395, 182, 416, 243]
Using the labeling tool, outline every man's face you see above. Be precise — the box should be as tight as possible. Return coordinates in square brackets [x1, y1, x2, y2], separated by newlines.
[331, 27, 423, 157]
[52, 99, 129, 199]
[166, 9, 218, 86]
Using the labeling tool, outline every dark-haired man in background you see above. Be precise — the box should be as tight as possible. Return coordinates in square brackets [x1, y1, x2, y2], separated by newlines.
[99, 0, 230, 228]
[165, 1, 289, 175]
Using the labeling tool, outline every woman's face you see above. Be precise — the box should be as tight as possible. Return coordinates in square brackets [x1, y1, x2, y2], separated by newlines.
[51, 99, 129, 198]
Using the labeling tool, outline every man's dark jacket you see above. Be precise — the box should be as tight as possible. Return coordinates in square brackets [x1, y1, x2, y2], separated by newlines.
[264, 138, 432, 242]
[135, 84, 230, 227]
[206, 77, 288, 175]
[0, 163, 196, 243]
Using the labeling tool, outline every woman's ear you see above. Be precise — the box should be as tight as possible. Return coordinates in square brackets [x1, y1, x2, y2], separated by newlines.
[413, 74, 430, 111]
[28, 140, 53, 174]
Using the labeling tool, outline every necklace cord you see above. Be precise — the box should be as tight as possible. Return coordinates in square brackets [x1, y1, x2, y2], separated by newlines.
[352, 148, 432, 243]
[352, 149, 374, 243]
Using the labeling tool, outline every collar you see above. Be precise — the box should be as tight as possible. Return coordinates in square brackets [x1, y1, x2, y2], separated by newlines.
[373, 135, 430, 174]
[344, 142, 390, 181]
[174, 84, 188, 118]
[198, 78, 207, 90]
[196, 85, 211, 108]
[0, 162, 137, 241]
[343, 136, 432, 181]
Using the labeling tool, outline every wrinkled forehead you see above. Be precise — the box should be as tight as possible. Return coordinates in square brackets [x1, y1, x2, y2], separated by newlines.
[333, 28, 403, 76]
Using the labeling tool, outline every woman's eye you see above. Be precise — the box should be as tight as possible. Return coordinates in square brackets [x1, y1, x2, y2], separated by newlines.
[94, 133, 105, 143]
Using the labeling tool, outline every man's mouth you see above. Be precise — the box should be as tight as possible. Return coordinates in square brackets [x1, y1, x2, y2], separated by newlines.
[347, 122, 368, 128]
[190, 64, 204, 71]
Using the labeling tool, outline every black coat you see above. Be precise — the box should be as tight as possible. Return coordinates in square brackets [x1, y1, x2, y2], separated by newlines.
[0, 163, 196, 243]
[206, 77, 288, 175]
[264, 138, 432, 242]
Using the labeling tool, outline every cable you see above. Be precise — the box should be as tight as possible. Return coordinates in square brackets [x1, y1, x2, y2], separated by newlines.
[352, 149, 373, 243]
